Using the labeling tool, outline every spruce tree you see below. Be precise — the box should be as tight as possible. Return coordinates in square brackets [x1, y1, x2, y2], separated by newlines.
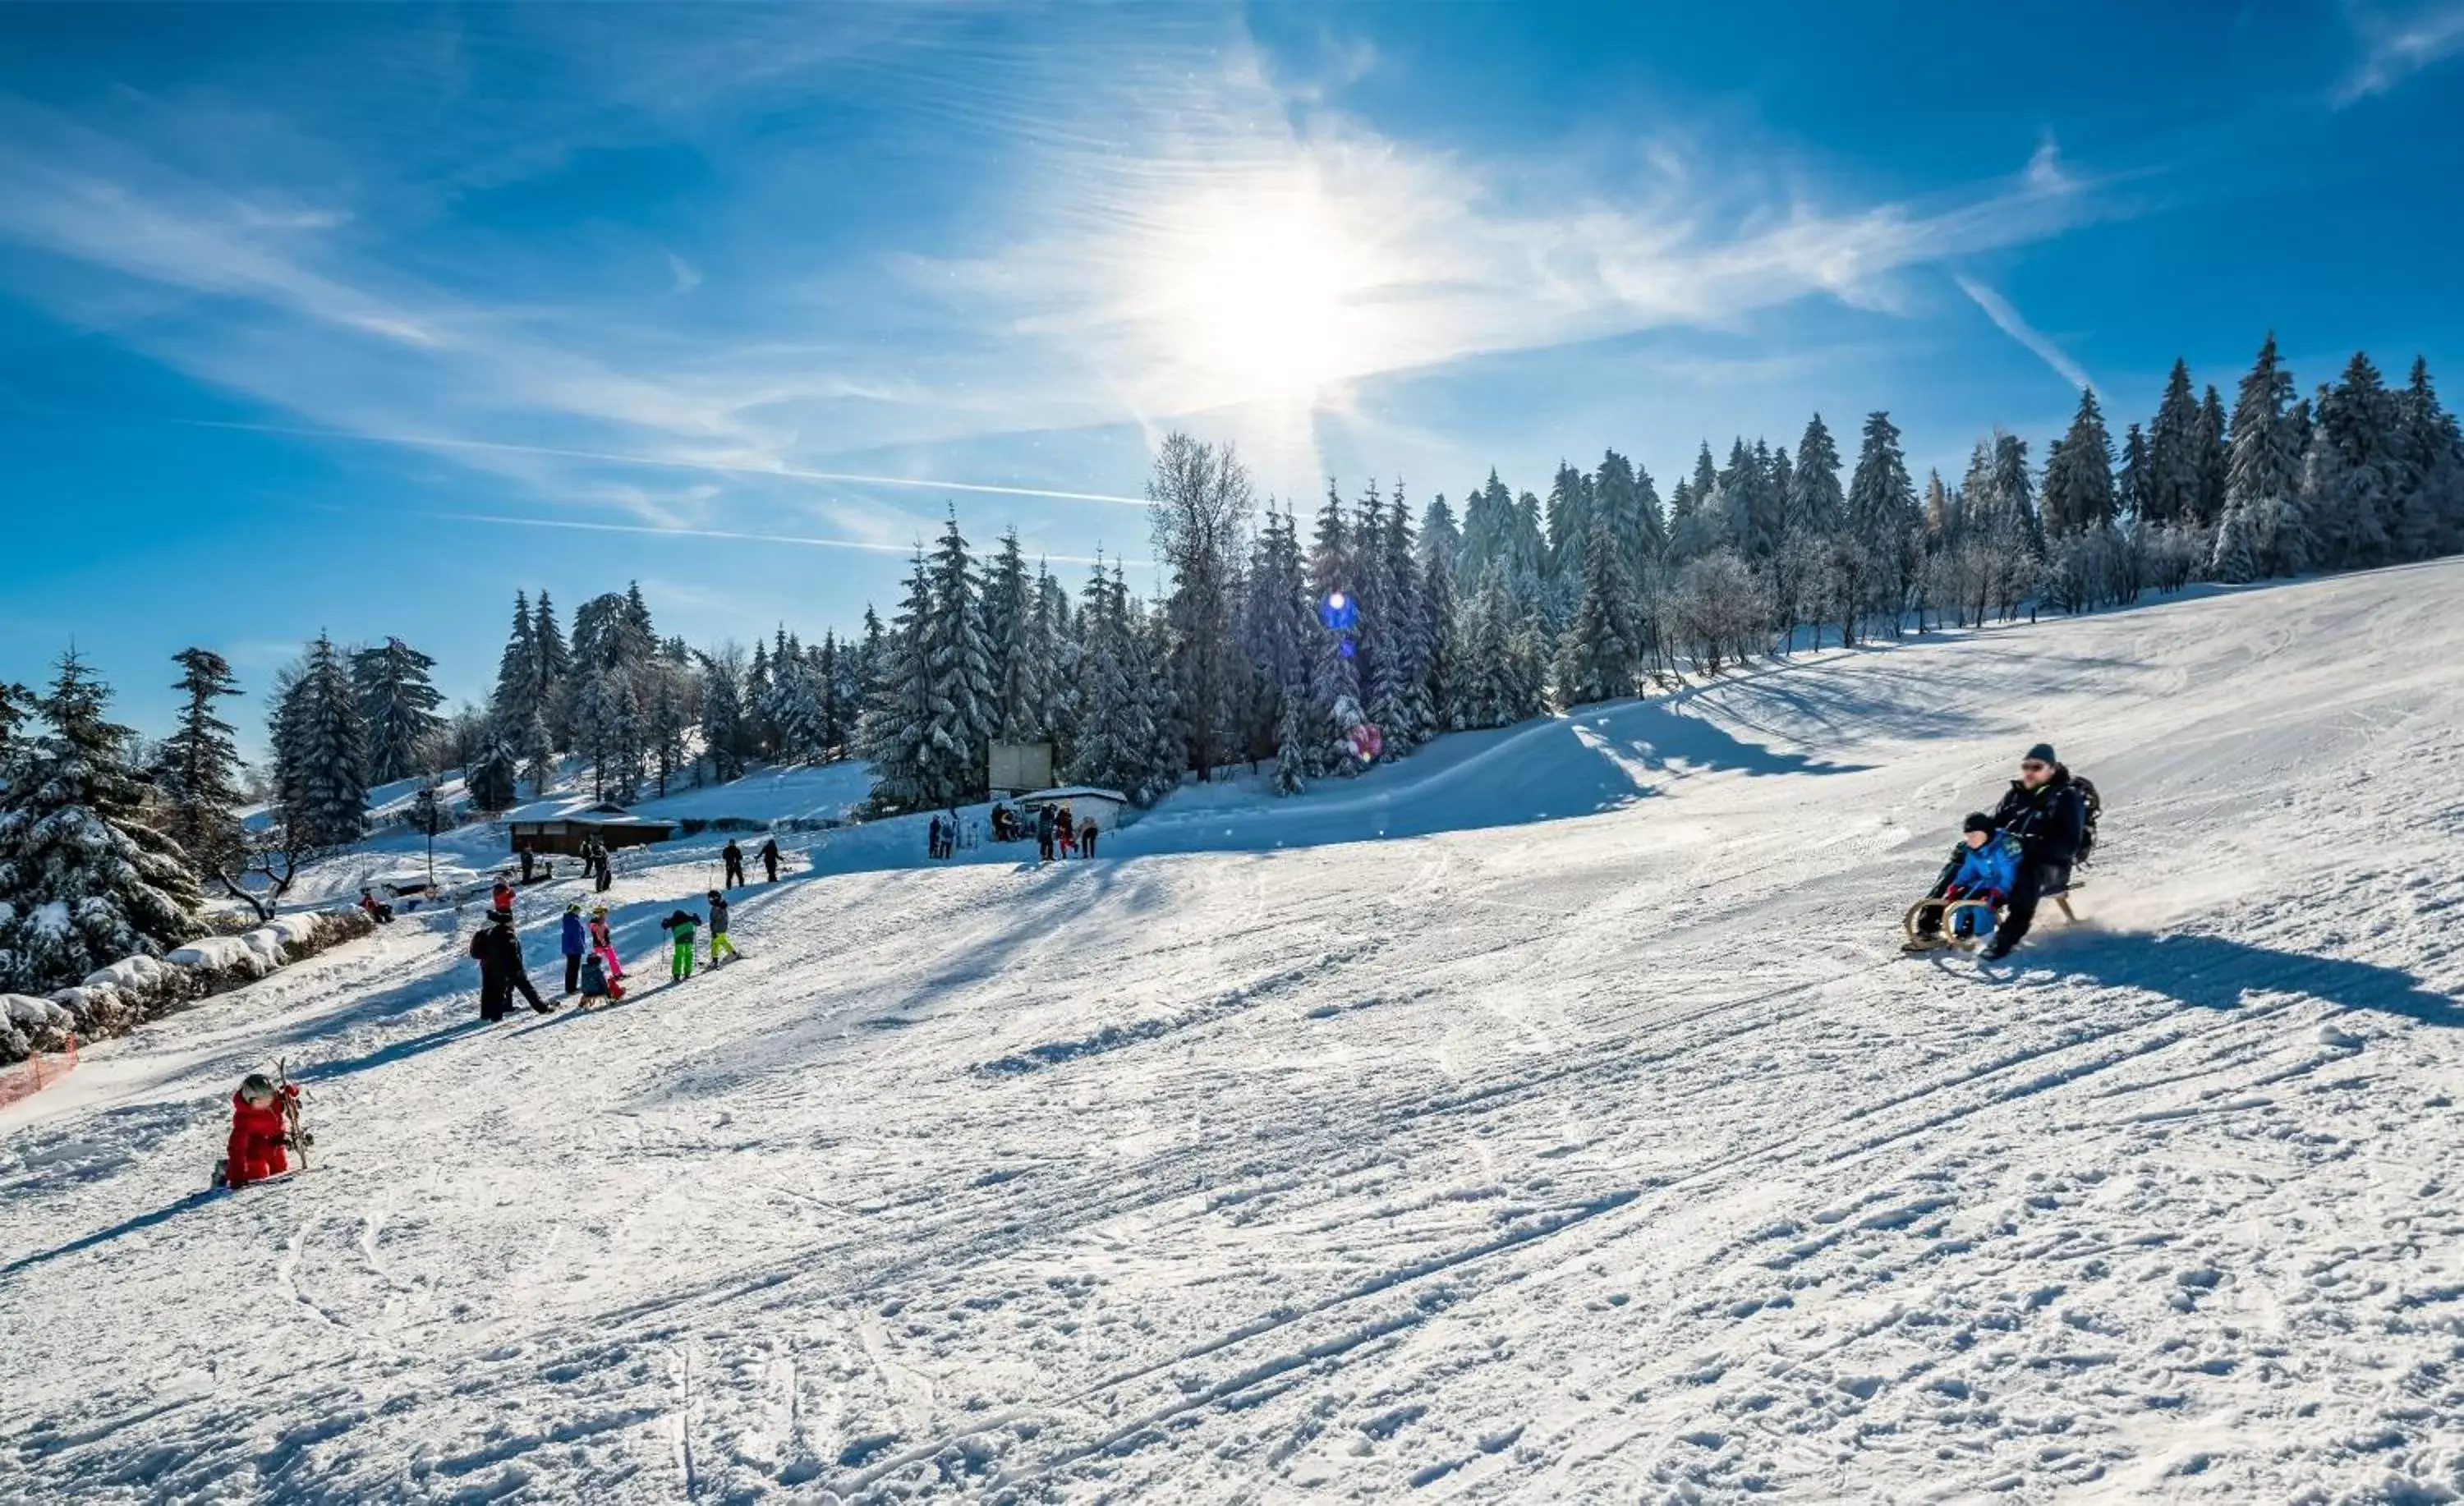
[1556, 519, 1643, 705]
[1845, 411, 1919, 628]
[531, 592, 572, 751]
[2117, 421, 2152, 521]
[0, 652, 201, 992]
[2213, 333, 2303, 581]
[2194, 383, 2231, 527]
[352, 636, 445, 784]
[158, 648, 246, 879]
[2316, 351, 2402, 567]
[2042, 387, 2116, 536]
[2146, 359, 2202, 526]
[278, 634, 370, 847]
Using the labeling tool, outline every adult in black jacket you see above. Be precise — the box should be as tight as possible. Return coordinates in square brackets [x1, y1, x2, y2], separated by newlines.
[478, 910, 553, 1021]
[723, 839, 746, 888]
[759, 837, 781, 882]
[1982, 742, 2089, 960]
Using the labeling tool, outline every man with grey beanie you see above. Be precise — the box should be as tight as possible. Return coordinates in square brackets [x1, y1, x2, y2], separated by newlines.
[1981, 742, 2090, 960]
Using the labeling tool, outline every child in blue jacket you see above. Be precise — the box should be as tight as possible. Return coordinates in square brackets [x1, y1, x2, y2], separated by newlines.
[1939, 813, 2020, 938]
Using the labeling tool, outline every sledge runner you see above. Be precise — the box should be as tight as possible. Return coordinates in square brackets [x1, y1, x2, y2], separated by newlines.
[1902, 814, 2020, 952]
[662, 907, 702, 982]
[1979, 742, 2093, 961]
[723, 840, 746, 888]
[475, 908, 554, 1021]
[759, 837, 781, 883]
[560, 903, 586, 994]
[706, 891, 738, 966]
[218, 1071, 305, 1190]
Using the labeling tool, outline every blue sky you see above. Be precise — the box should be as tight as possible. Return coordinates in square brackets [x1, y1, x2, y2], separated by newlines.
[4, 1, 2462, 749]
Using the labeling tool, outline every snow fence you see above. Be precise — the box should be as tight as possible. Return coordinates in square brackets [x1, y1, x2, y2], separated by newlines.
[0, 907, 378, 1065]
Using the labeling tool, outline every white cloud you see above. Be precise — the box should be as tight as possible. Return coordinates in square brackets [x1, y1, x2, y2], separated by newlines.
[664, 250, 704, 295]
[2338, 2, 2464, 103]
[1951, 272, 2092, 393]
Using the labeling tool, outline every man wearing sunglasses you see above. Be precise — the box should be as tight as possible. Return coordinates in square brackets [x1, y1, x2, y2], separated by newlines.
[1979, 742, 2089, 961]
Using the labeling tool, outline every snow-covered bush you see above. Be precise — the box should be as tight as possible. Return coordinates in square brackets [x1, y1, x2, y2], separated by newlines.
[1, 994, 77, 1059]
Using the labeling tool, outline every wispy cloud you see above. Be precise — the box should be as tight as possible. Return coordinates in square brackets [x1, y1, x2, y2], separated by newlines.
[428, 509, 1134, 567]
[664, 250, 703, 295]
[1951, 272, 2092, 392]
[2337, 1, 2464, 103]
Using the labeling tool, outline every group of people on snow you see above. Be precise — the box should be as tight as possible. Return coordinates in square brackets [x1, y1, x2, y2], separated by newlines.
[1912, 742, 2098, 960]
[982, 801, 1101, 861]
[719, 837, 784, 885]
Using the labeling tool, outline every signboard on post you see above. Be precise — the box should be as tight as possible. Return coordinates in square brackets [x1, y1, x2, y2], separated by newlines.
[989, 741, 1055, 796]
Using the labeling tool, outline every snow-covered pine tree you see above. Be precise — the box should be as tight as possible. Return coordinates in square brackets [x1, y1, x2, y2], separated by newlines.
[1065, 559, 1157, 800]
[2042, 387, 2117, 536]
[2145, 359, 2202, 526]
[2117, 421, 2152, 521]
[1556, 518, 1643, 705]
[0, 681, 33, 779]
[745, 639, 776, 760]
[2315, 351, 2402, 568]
[1419, 494, 1462, 576]
[922, 512, 997, 803]
[494, 591, 536, 718]
[1545, 461, 1591, 613]
[1845, 411, 1919, 633]
[157, 647, 245, 879]
[1377, 486, 1433, 751]
[2213, 333, 2303, 581]
[2397, 356, 2464, 556]
[0, 652, 201, 993]
[352, 636, 445, 785]
[531, 591, 572, 751]
[466, 721, 521, 813]
[1417, 533, 1457, 737]
[696, 645, 747, 784]
[277, 634, 370, 848]
[1147, 436, 1251, 781]
[2194, 383, 2231, 528]
[859, 550, 961, 811]
[982, 528, 1042, 746]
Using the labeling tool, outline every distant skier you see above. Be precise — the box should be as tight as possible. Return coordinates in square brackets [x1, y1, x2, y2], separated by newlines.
[1979, 742, 2090, 961]
[517, 843, 536, 884]
[1078, 813, 1098, 857]
[929, 815, 946, 861]
[1036, 804, 1056, 864]
[560, 902, 586, 994]
[476, 908, 553, 1021]
[723, 839, 746, 888]
[662, 907, 702, 982]
[705, 890, 738, 966]
[760, 836, 781, 883]
[222, 1072, 301, 1190]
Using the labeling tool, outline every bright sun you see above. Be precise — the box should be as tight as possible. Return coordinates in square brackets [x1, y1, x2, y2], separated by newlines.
[1151, 190, 1367, 405]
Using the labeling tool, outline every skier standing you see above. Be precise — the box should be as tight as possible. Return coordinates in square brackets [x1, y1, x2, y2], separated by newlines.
[477, 909, 553, 1021]
[723, 840, 746, 888]
[929, 815, 945, 861]
[1980, 742, 2089, 961]
[760, 836, 781, 882]
[662, 907, 702, 982]
[559, 902, 586, 994]
[706, 890, 738, 966]
[223, 1072, 301, 1189]
[1036, 803, 1055, 863]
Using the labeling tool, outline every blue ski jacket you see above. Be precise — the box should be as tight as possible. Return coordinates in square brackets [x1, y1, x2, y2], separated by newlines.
[1949, 835, 2020, 897]
[560, 911, 586, 957]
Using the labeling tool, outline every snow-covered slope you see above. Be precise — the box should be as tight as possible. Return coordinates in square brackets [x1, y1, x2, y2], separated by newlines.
[7, 562, 2464, 1504]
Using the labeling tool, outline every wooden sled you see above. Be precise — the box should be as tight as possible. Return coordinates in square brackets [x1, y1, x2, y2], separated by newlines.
[1901, 884, 2083, 953]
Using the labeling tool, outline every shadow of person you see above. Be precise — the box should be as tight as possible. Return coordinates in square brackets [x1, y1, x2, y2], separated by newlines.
[2053, 930, 2459, 1026]
[2, 1191, 220, 1278]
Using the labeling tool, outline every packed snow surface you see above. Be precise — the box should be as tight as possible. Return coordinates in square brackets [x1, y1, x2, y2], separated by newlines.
[7, 562, 2464, 1504]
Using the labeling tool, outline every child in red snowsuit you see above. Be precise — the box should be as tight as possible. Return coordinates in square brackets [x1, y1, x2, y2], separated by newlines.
[225, 1072, 300, 1189]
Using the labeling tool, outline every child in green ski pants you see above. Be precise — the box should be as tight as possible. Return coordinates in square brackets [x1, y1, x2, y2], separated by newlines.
[662, 907, 701, 981]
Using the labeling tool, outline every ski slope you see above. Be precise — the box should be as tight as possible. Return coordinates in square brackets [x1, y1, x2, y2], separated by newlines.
[6, 562, 2464, 1504]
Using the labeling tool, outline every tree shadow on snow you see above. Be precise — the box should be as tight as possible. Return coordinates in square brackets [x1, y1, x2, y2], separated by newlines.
[2056, 931, 2461, 1026]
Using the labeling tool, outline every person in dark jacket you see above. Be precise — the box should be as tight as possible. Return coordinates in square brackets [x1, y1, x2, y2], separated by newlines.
[1035, 803, 1056, 863]
[723, 840, 746, 888]
[1981, 742, 2089, 960]
[760, 837, 781, 882]
[1078, 813, 1099, 857]
[663, 908, 702, 981]
[478, 909, 552, 1020]
[559, 902, 587, 994]
[706, 890, 737, 966]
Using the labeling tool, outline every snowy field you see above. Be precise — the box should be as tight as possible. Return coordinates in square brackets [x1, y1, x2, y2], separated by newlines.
[5, 561, 2463, 1504]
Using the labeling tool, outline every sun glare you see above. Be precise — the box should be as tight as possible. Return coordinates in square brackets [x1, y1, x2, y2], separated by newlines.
[1151, 190, 1367, 405]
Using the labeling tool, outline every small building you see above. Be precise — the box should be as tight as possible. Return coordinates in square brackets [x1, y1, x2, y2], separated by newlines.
[1014, 787, 1129, 832]
[501, 797, 674, 858]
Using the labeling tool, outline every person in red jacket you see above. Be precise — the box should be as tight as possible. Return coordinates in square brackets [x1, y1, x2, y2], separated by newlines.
[224, 1072, 300, 1189]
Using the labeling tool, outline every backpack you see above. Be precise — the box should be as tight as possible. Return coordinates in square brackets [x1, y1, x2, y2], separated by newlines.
[467, 929, 488, 961]
[2071, 775, 2103, 865]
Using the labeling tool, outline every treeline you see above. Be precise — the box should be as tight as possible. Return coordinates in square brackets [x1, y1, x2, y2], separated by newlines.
[2, 332, 2457, 991]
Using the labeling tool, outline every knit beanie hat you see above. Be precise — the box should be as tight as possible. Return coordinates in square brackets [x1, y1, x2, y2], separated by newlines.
[1963, 812, 1995, 834]
[2024, 742, 2057, 765]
